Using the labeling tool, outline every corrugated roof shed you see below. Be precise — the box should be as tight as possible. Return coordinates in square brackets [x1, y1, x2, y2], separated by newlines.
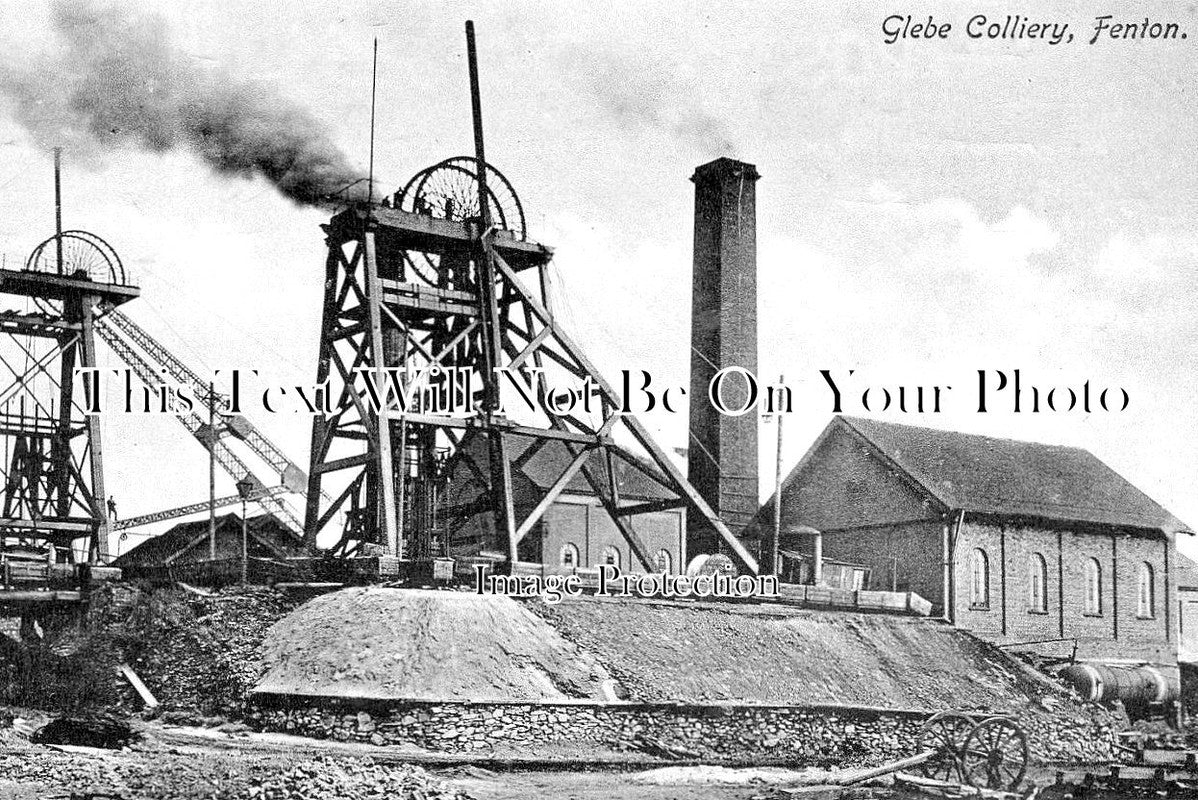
[836, 416, 1185, 533]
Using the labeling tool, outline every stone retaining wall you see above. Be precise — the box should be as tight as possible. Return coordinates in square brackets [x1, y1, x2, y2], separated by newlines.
[248, 696, 1118, 767]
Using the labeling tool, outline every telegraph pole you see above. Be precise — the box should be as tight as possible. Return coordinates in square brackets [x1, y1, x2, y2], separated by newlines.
[208, 381, 216, 560]
[771, 375, 784, 576]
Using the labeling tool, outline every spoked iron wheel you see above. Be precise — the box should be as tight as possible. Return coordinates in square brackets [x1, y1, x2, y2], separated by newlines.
[24, 230, 127, 315]
[959, 715, 1029, 791]
[392, 157, 526, 286]
[916, 710, 973, 783]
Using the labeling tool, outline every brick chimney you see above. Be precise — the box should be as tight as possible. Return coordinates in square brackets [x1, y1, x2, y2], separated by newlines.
[687, 158, 760, 555]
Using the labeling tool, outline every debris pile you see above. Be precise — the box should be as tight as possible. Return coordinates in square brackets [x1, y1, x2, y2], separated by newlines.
[0, 745, 474, 800]
[86, 583, 295, 718]
[238, 757, 472, 800]
[129, 586, 294, 717]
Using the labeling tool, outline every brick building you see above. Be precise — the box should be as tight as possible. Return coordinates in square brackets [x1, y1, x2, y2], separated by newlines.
[1177, 553, 1198, 664]
[443, 434, 685, 573]
[752, 416, 1188, 671]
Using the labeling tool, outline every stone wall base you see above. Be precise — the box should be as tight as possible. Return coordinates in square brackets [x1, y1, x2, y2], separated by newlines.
[248, 697, 1118, 767]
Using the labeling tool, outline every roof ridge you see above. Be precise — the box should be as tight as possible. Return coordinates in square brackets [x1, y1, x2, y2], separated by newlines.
[834, 415, 1183, 533]
[838, 415, 1088, 453]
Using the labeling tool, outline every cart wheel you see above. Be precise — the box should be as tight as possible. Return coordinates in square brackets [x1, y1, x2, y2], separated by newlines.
[917, 710, 974, 782]
[960, 715, 1029, 791]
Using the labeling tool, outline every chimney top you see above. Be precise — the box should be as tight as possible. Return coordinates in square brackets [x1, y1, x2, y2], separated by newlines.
[691, 157, 761, 183]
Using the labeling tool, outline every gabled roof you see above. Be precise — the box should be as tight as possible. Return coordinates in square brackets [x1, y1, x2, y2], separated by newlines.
[114, 512, 305, 566]
[781, 416, 1186, 534]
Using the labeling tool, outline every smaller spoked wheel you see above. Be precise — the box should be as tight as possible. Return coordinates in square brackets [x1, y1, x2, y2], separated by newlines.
[960, 715, 1029, 791]
[26, 230, 126, 284]
[917, 710, 973, 783]
[24, 230, 127, 315]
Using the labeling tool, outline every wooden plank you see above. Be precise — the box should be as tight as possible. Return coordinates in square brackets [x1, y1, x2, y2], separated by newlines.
[117, 663, 160, 708]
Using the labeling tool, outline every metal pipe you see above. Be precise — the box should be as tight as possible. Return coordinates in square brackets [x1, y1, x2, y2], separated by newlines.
[53, 147, 63, 275]
[813, 529, 823, 585]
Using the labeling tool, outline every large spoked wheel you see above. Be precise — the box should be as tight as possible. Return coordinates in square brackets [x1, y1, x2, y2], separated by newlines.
[26, 230, 126, 283]
[959, 715, 1029, 791]
[917, 711, 973, 783]
[392, 157, 526, 288]
[395, 156, 526, 240]
[24, 230, 127, 315]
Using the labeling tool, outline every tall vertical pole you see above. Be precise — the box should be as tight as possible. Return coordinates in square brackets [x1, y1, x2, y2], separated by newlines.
[241, 495, 248, 585]
[367, 37, 378, 205]
[81, 299, 111, 562]
[364, 230, 400, 555]
[466, 22, 491, 230]
[53, 148, 63, 275]
[771, 375, 783, 576]
[465, 20, 518, 564]
[208, 381, 216, 560]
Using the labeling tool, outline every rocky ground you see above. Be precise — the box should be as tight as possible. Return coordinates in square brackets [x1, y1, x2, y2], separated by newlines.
[95, 584, 297, 718]
[0, 716, 914, 800]
[0, 583, 296, 720]
[0, 715, 471, 800]
[0, 717, 1140, 800]
[0, 584, 1151, 797]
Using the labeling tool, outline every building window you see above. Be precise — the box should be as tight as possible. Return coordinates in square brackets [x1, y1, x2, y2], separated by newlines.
[970, 548, 989, 609]
[1138, 562, 1155, 619]
[1028, 553, 1048, 613]
[1084, 558, 1103, 615]
[654, 549, 672, 574]
[560, 543, 579, 569]
[600, 546, 621, 569]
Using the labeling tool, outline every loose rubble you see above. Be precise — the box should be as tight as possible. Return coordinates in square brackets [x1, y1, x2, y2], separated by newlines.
[89, 584, 296, 718]
[239, 756, 472, 800]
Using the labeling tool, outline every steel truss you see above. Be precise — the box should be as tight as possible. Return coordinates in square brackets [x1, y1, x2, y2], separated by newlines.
[93, 309, 306, 533]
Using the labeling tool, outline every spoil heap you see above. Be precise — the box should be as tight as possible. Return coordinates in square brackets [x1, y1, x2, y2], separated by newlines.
[249, 589, 1115, 764]
[121, 586, 295, 716]
[255, 587, 615, 701]
[532, 596, 1048, 709]
[72, 583, 297, 717]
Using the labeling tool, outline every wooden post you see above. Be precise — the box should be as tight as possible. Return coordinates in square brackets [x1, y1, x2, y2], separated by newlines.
[770, 376, 783, 576]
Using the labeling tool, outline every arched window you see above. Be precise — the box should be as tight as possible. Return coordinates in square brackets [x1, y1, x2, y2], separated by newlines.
[1138, 562, 1155, 618]
[559, 542, 579, 569]
[1084, 558, 1103, 615]
[600, 545, 621, 569]
[1028, 553, 1048, 613]
[970, 549, 989, 609]
[654, 549, 672, 574]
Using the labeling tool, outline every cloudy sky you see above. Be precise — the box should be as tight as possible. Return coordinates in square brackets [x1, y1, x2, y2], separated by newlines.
[0, 1, 1195, 557]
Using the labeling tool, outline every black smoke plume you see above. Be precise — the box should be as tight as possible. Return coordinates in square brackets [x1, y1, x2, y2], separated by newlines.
[0, 0, 366, 205]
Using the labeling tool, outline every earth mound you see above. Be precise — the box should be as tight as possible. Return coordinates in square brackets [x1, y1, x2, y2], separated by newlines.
[254, 587, 616, 702]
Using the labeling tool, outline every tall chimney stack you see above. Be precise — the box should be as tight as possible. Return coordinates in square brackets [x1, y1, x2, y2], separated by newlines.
[687, 157, 760, 556]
